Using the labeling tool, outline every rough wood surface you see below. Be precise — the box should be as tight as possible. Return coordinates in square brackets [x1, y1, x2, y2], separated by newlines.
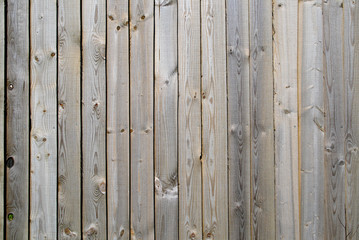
[345, 0, 359, 239]
[298, 0, 325, 238]
[154, 0, 178, 239]
[57, 0, 81, 238]
[226, 0, 251, 238]
[323, 1, 346, 239]
[201, 0, 228, 238]
[30, 0, 57, 238]
[0, 0, 4, 238]
[129, 0, 154, 239]
[178, 0, 202, 239]
[249, 0, 275, 238]
[273, 0, 300, 239]
[6, 0, 30, 238]
[82, 0, 107, 238]
[107, 0, 130, 239]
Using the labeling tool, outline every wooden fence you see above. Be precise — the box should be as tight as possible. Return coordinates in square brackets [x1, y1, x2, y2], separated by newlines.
[0, 0, 358, 239]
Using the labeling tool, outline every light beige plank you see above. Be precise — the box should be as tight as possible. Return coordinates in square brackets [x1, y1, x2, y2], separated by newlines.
[345, 0, 359, 239]
[129, 0, 154, 239]
[0, 0, 4, 238]
[298, 0, 325, 238]
[323, 0, 346, 239]
[178, 0, 202, 239]
[226, 0, 251, 238]
[107, 0, 130, 239]
[82, 0, 107, 238]
[273, 1, 300, 239]
[154, 0, 178, 239]
[30, 0, 57, 238]
[201, 0, 228, 238]
[58, 0, 81, 238]
[6, 0, 30, 238]
[249, 0, 275, 238]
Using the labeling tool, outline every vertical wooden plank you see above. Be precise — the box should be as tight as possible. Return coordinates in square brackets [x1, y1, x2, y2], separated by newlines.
[226, 0, 251, 238]
[249, 0, 275, 238]
[6, 0, 30, 237]
[298, 0, 325, 239]
[154, 0, 178, 239]
[82, 0, 107, 238]
[345, 0, 359, 239]
[129, 0, 154, 239]
[323, 0, 345, 239]
[107, 0, 130, 238]
[273, 0, 300, 239]
[30, 0, 57, 238]
[201, 0, 228, 238]
[0, 0, 4, 238]
[58, 0, 81, 238]
[178, 0, 202, 238]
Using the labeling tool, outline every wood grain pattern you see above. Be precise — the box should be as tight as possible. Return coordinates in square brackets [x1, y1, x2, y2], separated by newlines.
[58, 0, 81, 238]
[82, 0, 107, 238]
[323, 1, 346, 239]
[30, 0, 57, 238]
[273, 1, 300, 239]
[107, 0, 130, 239]
[154, 0, 178, 239]
[0, 0, 4, 238]
[178, 0, 202, 239]
[345, 0, 359, 239]
[226, 0, 251, 238]
[298, 0, 325, 238]
[201, 0, 228, 238]
[129, 0, 154, 239]
[249, 0, 275, 238]
[6, 0, 30, 238]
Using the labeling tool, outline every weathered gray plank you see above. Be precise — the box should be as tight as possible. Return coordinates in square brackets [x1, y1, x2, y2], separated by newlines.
[107, 0, 130, 238]
[298, 0, 325, 238]
[323, 1, 346, 239]
[178, 0, 202, 238]
[249, 0, 275, 238]
[82, 0, 107, 238]
[273, 0, 300, 239]
[6, 0, 30, 238]
[30, 0, 57, 238]
[154, 0, 178, 239]
[201, 0, 228, 238]
[0, 0, 4, 238]
[58, 0, 81, 238]
[345, 0, 359, 239]
[226, 0, 251, 238]
[129, 0, 154, 239]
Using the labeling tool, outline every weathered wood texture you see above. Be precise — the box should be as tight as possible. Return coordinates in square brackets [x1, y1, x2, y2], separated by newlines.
[323, 1, 346, 239]
[107, 0, 130, 239]
[201, 0, 228, 238]
[226, 0, 251, 238]
[178, 0, 202, 239]
[58, 0, 81, 238]
[345, 0, 359, 239]
[30, 0, 57, 238]
[299, 0, 325, 239]
[0, 0, 4, 238]
[6, 0, 30, 238]
[273, 1, 300, 239]
[154, 0, 178, 239]
[129, 0, 154, 239]
[82, 0, 107, 238]
[249, 0, 275, 239]
[4, 1, 359, 239]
